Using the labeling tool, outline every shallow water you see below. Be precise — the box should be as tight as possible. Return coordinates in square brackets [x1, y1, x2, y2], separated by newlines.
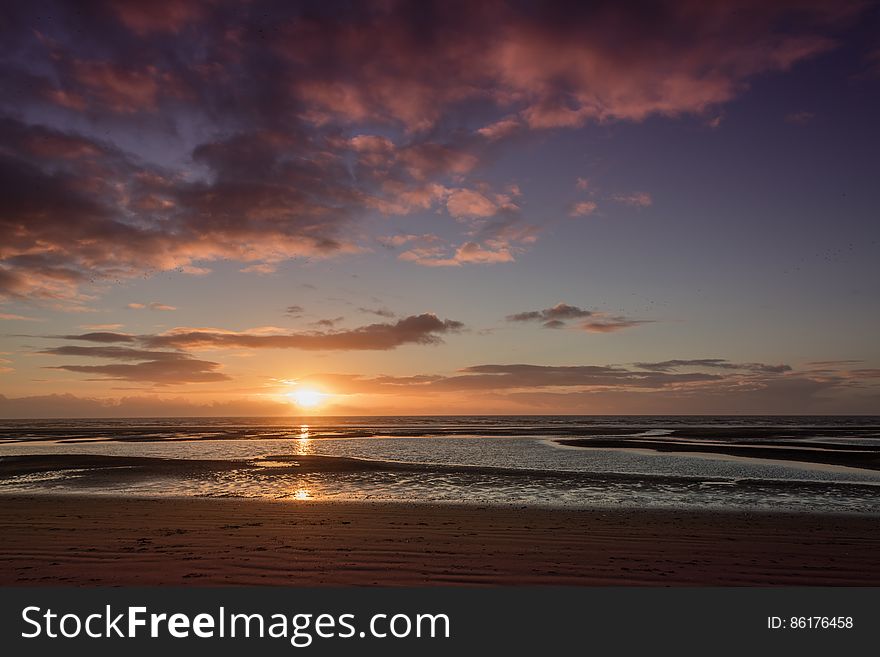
[1, 416, 878, 513]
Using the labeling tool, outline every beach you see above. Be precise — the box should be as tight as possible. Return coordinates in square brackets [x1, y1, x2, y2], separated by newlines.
[2, 494, 878, 587]
[2, 417, 878, 587]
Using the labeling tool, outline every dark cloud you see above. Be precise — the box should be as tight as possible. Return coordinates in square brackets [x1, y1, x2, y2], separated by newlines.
[142, 314, 464, 351]
[268, 0, 855, 130]
[291, 358, 814, 398]
[848, 369, 880, 378]
[4, 0, 853, 128]
[32, 313, 463, 384]
[127, 302, 176, 311]
[5, 364, 875, 416]
[311, 316, 344, 328]
[506, 303, 647, 332]
[785, 110, 816, 125]
[58, 332, 137, 343]
[5, 354, 878, 414]
[285, 305, 305, 315]
[39, 346, 184, 361]
[507, 303, 592, 327]
[434, 364, 719, 390]
[580, 317, 652, 333]
[0, 0, 863, 299]
[40, 344, 228, 384]
[635, 359, 792, 374]
[52, 359, 228, 384]
[506, 310, 542, 322]
[358, 307, 396, 318]
[0, 392, 290, 418]
[41, 314, 461, 371]
[495, 375, 871, 415]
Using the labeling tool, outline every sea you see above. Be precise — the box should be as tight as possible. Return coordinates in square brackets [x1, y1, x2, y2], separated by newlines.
[0, 416, 878, 514]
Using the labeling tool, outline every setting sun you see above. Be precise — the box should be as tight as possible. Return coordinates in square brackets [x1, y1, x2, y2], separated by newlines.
[288, 388, 325, 409]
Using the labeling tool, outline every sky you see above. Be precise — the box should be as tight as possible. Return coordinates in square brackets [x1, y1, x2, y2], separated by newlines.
[1, 0, 879, 417]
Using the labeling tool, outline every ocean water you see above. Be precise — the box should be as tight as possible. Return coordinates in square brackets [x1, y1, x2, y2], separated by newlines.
[0, 416, 878, 513]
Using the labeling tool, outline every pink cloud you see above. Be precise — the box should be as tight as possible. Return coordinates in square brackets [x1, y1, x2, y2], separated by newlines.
[477, 117, 522, 140]
[446, 189, 499, 218]
[71, 61, 168, 113]
[0, 0, 865, 305]
[0, 312, 41, 321]
[570, 201, 598, 217]
[785, 110, 816, 125]
[611, 192, 653, 207]
[141, 314, 464, 351]
[581, 317, 652, 333]
[126, 302, 177, 311]
[400, 240, 516, 267]
[274, 2, 853, 131]
[108, 0, 204, 36]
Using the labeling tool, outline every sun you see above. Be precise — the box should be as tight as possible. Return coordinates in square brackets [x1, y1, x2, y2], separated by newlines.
[288, 388, 325, 409]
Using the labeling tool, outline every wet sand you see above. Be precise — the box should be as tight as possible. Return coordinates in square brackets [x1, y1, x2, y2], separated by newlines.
[1, 494, 877, 586]
[557, 437, 880, 471]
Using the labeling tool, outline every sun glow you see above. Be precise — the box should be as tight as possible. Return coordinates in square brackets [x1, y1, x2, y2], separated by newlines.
[287, 388, 325, 409]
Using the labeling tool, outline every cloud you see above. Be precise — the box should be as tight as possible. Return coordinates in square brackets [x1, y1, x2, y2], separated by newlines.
[30, 314, 462, 385]
[508, 303, 592, 324]
[302, 357, 878, 413]
[359, 307, 396, 318]
[5, 360, 876, 416]
[0, 119, 365, 304]
[433, 363, 720, 390]
[398, 240, 518, 267]
[610, 192, 653, 207]
[0, 1, 861, 303]
[0, 312, 41, 321]
[506, 302, 647, 332]
[297, 359, 791, 396]
[40, 344, 228, 384]
[285, 305, 305, 315]
[4, 354, 877, 415]
[635, 359, 792, 374]
[127, 302, 177, 311]
[0, 393, 291, 418]
[70, 60, 176, 114]
[142, 314, 463, 351]
[569, 201, 598, 217]
[79, 323, 124, 330]
[581, 317, 652, 333]
[273, 0, 852, 130]
[446, 189, 499, 218]
[391, 201, 538, 267]
[310, 316, 344, 328]
[569, 183, 654, 218]
[39, 345, 184, 361]
[50, 360, 227, 384]
[397, 144, 478, 181]
[108, 0, 205, 36]
[58, 332, 137, 343]
[807, 359, 863, 366]
[477, 117, 522, 140]
[239, 263, 278, 275]
[785, 110, 816, 125]
[389, 219, 534, 267]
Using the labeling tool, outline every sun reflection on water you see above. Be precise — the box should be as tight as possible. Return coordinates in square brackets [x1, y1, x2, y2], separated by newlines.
[291, 424, 315, 455]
